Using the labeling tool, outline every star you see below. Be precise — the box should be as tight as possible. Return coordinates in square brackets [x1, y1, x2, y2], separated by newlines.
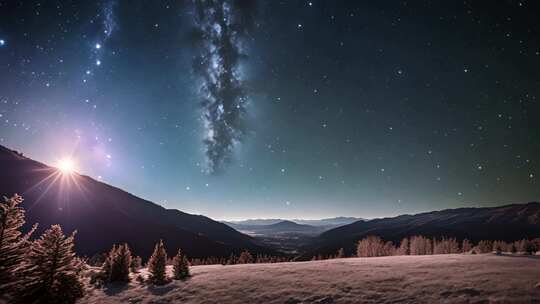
[0, 39, 5, 46]
[95, 43, 101, 49]
[96, 60, 101, 66]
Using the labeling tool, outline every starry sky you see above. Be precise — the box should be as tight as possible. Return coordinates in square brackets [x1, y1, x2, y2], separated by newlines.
[1, 1, 539, 220]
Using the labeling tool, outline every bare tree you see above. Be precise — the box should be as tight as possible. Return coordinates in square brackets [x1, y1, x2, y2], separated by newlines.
[409, 236, 432, 255]
[237, 250, 253, 264]
[357, 236, 392, 257]
[397, 237, 409, 255]
[461, 239, 472, 253]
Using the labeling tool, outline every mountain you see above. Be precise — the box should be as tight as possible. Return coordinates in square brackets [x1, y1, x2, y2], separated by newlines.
[225, 219, 284, 226]
[224, 220, 325, 236]
[301, 203, 540, 259]
[293, 217, 363, 227]
[0, 145, 274, 259]
[225, 217, 363, 228]
[223, 220, 328, 255]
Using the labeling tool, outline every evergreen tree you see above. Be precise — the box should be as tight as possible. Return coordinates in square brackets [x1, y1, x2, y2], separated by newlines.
[109, 243, 131, 282]
[147, 240, 168, 285]
[172, 249, 190, 280]
[98, 245, 116, 282]
[131, 256, 142, 273]
[0, 194, 36, 297]
[20, 225, 84, 304]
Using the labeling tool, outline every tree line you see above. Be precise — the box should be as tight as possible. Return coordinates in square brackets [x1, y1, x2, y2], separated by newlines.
[311, 235, 539, 260]
[357, 235, 538, 257]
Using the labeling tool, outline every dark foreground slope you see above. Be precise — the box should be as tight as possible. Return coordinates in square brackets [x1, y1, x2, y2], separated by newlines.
[302, 202, 540, 259]
[0, 145, 273, 258]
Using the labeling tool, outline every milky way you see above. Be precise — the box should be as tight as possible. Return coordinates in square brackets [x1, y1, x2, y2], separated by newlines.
[192, 0, 254, 174]
[90, 1, 116, 70]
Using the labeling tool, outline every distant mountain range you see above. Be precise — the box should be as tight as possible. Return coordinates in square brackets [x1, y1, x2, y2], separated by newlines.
[0, 145, 275, 259]
[300, 202, 540, 259]
[224, 220, 328, 236]
[225, 216, 363, 228]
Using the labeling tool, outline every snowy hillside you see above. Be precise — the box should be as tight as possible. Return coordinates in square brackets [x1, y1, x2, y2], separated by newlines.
[80, 254, 540, 304]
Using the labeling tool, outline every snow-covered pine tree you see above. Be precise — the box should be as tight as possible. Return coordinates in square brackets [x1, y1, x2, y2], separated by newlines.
[109, 243, 131, 282]
[172, 249, 190, 280]
[20, 225, 84, 304]
[0, 194, 36, 298]
[147, 239, 168, 285]
[96, 244, 117, 284]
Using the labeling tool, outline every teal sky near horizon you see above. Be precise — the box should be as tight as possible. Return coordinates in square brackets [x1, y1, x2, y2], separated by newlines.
[1, 1, 539, 221]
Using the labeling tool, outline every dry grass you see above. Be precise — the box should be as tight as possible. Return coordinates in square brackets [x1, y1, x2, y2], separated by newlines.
[80, 253, 540, 304]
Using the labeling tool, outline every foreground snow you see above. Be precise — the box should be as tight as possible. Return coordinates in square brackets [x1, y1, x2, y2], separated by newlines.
[80, 254, 540, 304]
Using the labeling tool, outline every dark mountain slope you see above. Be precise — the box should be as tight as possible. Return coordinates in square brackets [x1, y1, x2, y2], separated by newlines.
[301, 202, 540, 259]
[0, 145, 273, 259]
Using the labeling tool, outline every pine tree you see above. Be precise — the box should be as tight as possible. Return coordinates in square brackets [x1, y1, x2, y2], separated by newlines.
[98, 244, 116, 282]
[20, 225, 84, 304]
[147, 240, 168, 285]
[172, 249, 190, 280]
[0, 194, 37, 298]
[131, 256, 142, 273]
[109, 243, 131, 282]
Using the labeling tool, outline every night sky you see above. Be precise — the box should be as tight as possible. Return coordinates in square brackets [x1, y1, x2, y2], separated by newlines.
[1, 1, 539, 220]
